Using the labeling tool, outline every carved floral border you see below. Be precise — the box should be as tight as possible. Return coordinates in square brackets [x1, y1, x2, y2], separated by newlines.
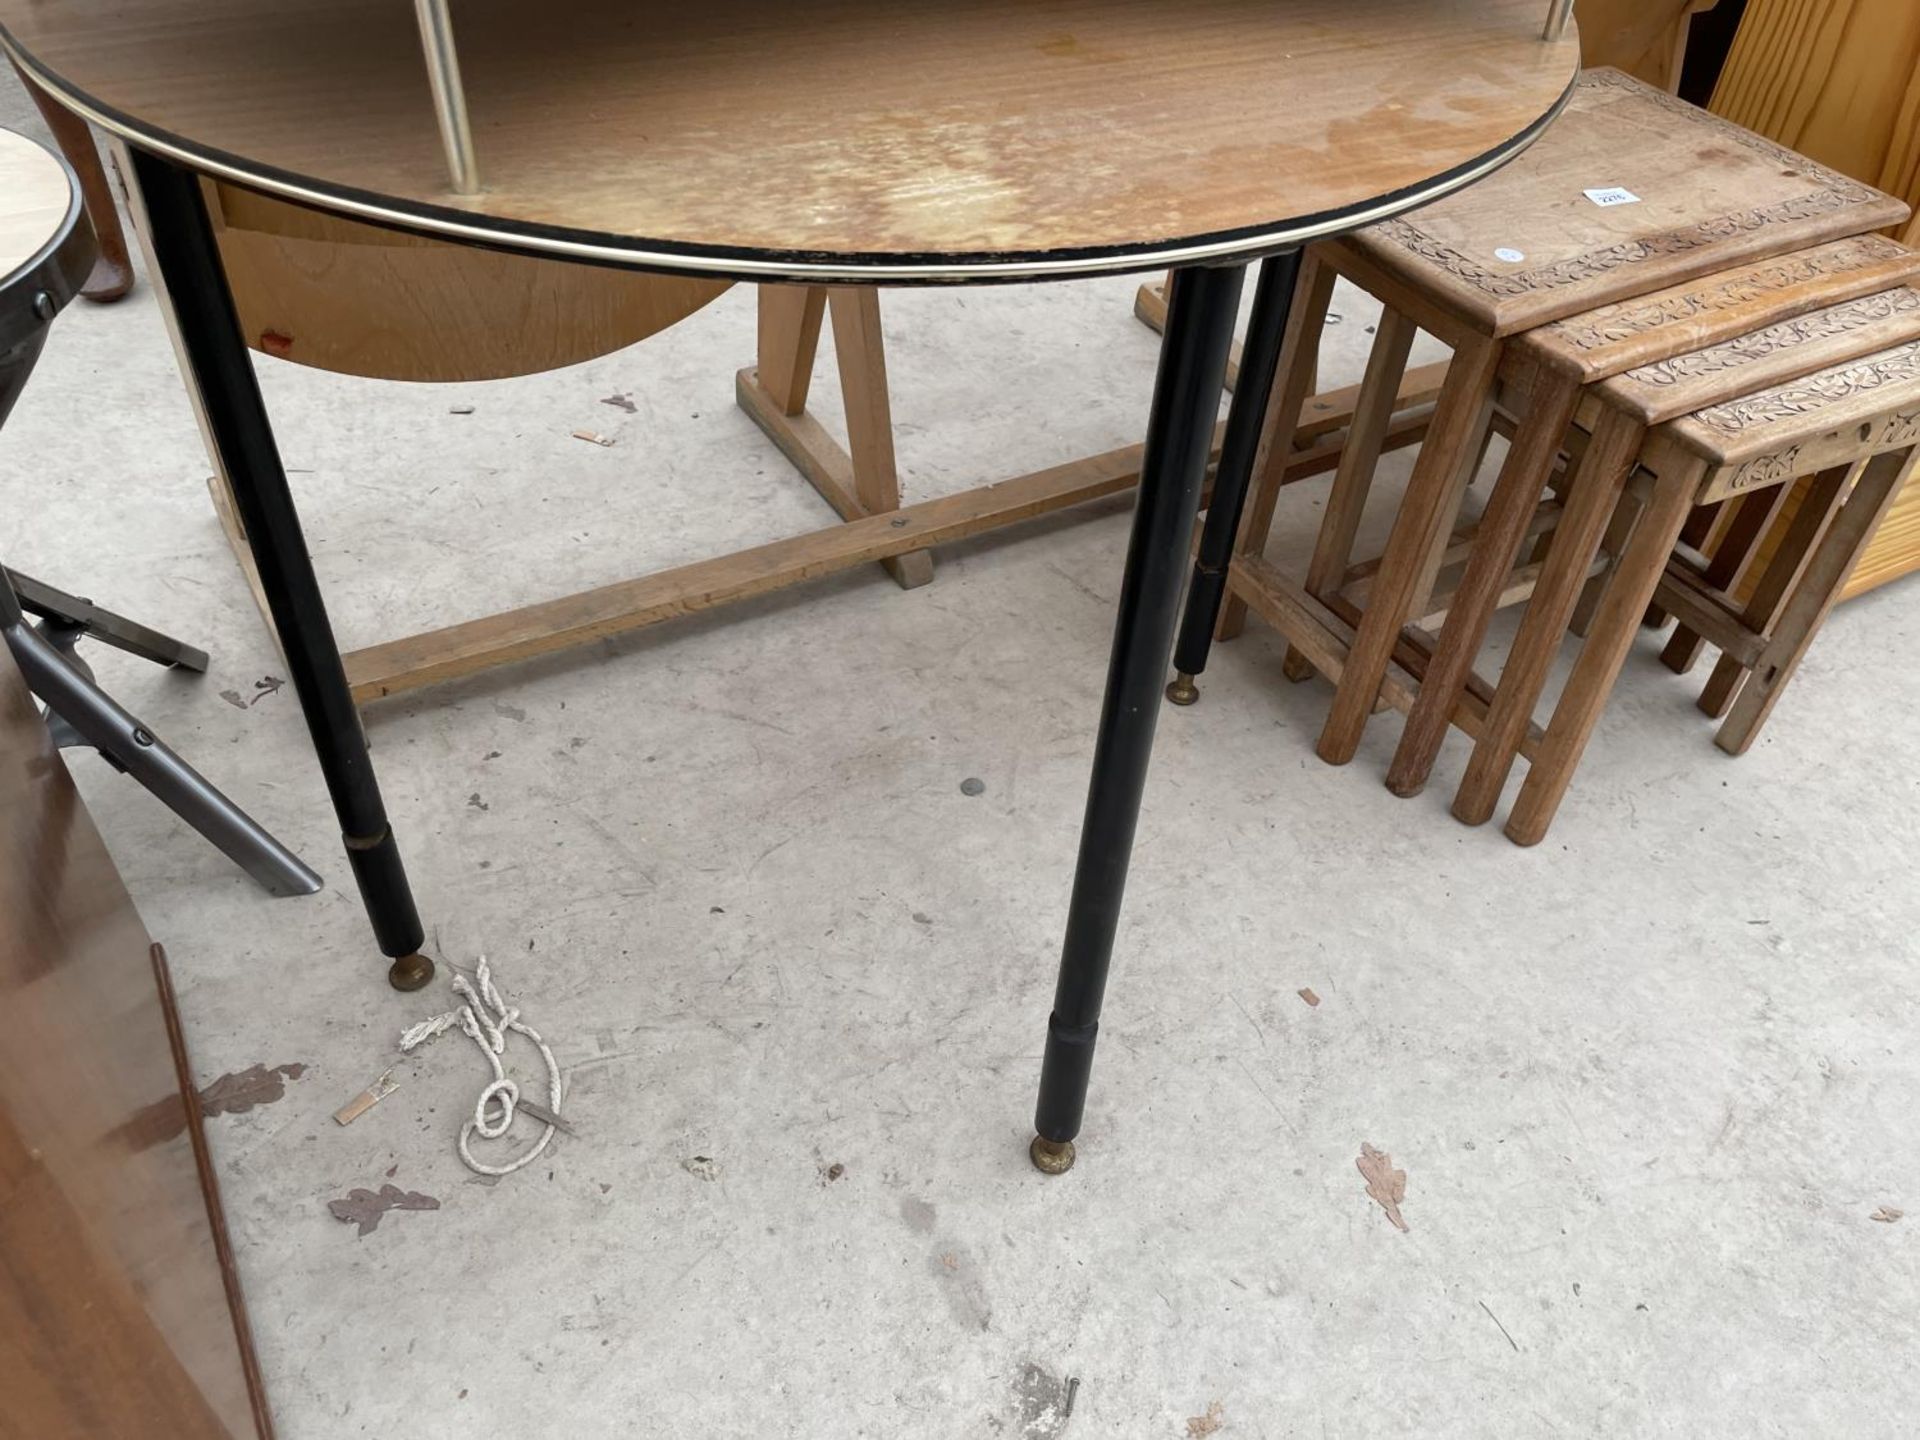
[1543, 235, 1910, 354]
[1370, 71, 1883, 301]
[1694, 342, 1920, 436]
[1620, 288, 1920, 391]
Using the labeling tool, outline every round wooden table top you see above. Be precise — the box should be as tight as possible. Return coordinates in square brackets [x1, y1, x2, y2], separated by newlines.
[2, 0, 1579, 281]
[1, 129, 78, 289]
[1, 128, 89, 350]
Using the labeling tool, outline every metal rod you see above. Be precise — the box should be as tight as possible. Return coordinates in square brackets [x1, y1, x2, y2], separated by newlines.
[413, 0, 481, 195]
[8, 566, 209, 671]
[1030, 263, 1245, 1173]
[1543, 0, 1576, 42]
[1165, 250, 1303, 703]
[124, 146, 433, 990]
[4, 605, 325, 898]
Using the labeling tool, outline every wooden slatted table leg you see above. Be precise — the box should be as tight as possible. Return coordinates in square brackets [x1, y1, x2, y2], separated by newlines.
[740, 285, 932, 589]
[1695, 465, 1850, 717]
[829, 289, 934, 588]
[1316, 333, 1502, 765]
[1409, 390, 1499, 614]
[1283, 306, 1418, 680]
[1715, 447, 1918, 754]
[1568, 484, 1640, 639]
[756, 284, 827, 414]
[1217, 253, 1337, 641]
[1505, 460, 1703, 846]
[1658, 483, 1791, 674]
[1640, 497, 1722, 630]
[1453, 407, 1647, 825]
[1386, 361, 1581, 797]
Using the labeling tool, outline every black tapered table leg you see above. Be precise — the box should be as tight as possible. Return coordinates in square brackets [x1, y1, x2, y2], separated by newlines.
[1031, 262, 1244, 1175]
[1165, 249, 1301, 706]
[126, 148, 432, 992]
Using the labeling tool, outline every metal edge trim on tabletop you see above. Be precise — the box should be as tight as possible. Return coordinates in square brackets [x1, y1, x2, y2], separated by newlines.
[1, 31, 1579, 285]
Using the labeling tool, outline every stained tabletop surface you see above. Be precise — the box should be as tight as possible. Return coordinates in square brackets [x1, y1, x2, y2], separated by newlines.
[3, 0, 1579, 278]
[0, 129, 77, 289]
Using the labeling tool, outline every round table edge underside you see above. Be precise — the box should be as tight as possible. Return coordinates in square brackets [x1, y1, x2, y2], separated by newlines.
[3, 32, 1580, 285]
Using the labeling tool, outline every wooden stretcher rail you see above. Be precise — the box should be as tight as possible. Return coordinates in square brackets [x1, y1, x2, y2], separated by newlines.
[1230, 553, 1545, 760]
[341, 388, 1438, 703]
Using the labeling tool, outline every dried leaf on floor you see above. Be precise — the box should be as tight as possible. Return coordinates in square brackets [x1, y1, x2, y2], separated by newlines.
[198, 1062, 307, 1117]
[327, 1184, 440, 1237]
[1298, 988, 1321, 1008]
[1871, 1207, 1904, 1224]
[601, 392, 637, 413]
[1358, 1142, 1409, 1232]
[1186, 1401, 1225, 1437]
[249, 675, 284, 704]
[682, 1155, 720, 1182]
[571, 429, 617, 447]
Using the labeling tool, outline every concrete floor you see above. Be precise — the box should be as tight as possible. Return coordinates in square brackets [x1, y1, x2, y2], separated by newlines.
[6, 80, 1919, 1439]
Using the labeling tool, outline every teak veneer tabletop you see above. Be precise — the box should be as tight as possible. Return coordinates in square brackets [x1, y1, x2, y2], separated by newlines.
[1, 0, 1578, 280]
[0, 128, 78, 287]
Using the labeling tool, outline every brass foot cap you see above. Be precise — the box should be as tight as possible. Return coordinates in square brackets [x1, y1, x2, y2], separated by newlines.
[1029, 1136, 1076, 1175]
[1165, 673, 1199, 707]
[388, 952, 436, 992]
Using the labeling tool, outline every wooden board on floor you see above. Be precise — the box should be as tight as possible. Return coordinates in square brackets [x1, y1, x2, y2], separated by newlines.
[343, 377, 1435, 704]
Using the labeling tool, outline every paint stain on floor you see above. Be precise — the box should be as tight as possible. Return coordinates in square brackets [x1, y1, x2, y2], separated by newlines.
[199, 1062, 308, 1117]
[1013, 1362, 1073, 1438]
[327, 1184, 441, 1237]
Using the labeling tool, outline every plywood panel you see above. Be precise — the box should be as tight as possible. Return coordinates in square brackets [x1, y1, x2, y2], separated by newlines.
[1711, 0, 1920, 225]
[0, 649, 268, 1439]
[208, 184, 730, 382]
[1576, 0, 1719, 91]
[1709, 0, 1920, 594]
[1843, 467, 1920, 597]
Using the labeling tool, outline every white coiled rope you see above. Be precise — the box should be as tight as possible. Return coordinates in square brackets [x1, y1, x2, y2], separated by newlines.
[400, 955, 562, 1177]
